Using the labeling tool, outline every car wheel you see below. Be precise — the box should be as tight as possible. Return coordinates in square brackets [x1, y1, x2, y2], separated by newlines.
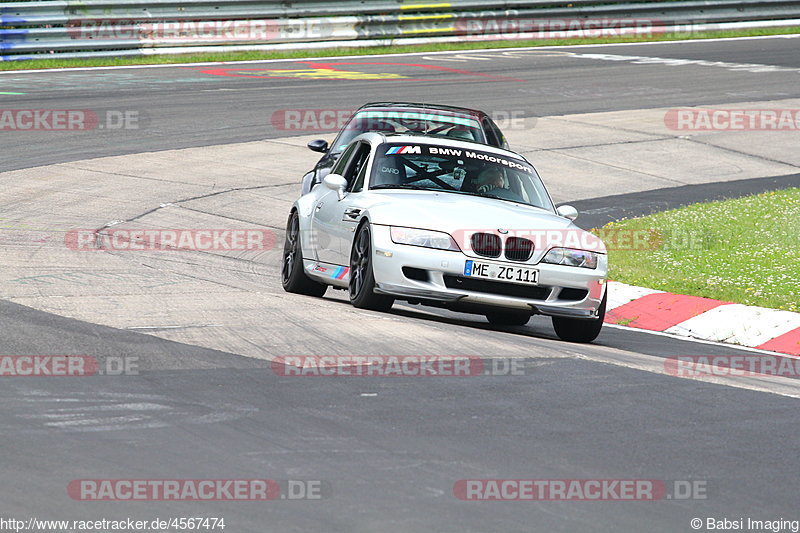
[485, 310, 531, 326]
[349, 223, 394, 311]
[552, 293, 607, 343]
[281, 211, 328, 297]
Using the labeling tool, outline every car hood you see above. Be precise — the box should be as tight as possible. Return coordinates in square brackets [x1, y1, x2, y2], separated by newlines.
[363, 190, 605, 254]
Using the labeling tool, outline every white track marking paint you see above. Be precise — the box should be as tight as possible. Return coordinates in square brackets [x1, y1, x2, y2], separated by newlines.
[570, 52, 800, 73]
[606, 281, 664, 311]
[604, 323, 800, 358]
[666, 304, 800, 347]
[571, 340, 800, 399]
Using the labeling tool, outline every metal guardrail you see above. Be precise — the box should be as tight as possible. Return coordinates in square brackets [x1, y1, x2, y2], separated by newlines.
[2, 0, 800, 61]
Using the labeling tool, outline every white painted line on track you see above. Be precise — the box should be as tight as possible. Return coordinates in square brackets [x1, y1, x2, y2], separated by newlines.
[604, 323, 800, 359]
[606, 281, 664, 311]
[573, 341, 800, 399]
[569, 52, 800, 73]
[665, 304, 800, 347]
[1, 33, 798, 75]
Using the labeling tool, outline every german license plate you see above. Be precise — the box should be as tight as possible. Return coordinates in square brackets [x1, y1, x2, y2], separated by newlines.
[464, 260, 539, 285]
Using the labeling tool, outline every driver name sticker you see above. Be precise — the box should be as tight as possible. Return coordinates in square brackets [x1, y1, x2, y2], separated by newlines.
[311, 264, 348, 280]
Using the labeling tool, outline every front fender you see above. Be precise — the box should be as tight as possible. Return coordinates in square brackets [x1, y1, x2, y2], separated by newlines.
[300, 171, 315, 196]
[293, 195, 319, 260]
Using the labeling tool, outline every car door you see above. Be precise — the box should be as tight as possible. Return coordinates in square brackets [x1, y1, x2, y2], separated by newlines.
[334, 143, 373, 266]
[311, 142, 358, 264]
[310, 141, 372, 266]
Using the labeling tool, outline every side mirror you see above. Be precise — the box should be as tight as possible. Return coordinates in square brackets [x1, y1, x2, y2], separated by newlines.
[308, 139, 329, 153]
[556, 205, 579, 221]
[323, 173, 348, 201]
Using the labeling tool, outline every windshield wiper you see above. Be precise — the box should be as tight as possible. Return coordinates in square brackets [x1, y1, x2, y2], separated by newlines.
[472, 191, 531, 207]
[371, 184, 434, 190]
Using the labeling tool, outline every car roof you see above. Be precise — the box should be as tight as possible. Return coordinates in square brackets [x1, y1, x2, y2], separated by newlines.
[357, 131, 530, 163]
[357, 102, 487, 119]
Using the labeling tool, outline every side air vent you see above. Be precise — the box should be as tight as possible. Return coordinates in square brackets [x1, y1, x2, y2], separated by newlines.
[559, 288, 589, 301]
[402, 267, 429, 282]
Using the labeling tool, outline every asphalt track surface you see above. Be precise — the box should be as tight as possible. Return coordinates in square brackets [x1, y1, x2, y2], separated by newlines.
[2, 37, 800, 532]
[2, 35, 800, 171]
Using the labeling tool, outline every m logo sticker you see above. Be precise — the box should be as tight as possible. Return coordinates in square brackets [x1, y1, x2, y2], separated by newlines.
[386, 146, 422, 155]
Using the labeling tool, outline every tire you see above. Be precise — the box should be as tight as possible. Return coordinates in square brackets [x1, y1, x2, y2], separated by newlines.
[485, 310, 531, 326]
[349, 223, 394, 311]
[552, 293, 607, 343]
[281, 211, 328, 297]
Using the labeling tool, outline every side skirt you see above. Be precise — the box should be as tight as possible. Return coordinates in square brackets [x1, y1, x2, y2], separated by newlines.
[303, 259, 350, 288]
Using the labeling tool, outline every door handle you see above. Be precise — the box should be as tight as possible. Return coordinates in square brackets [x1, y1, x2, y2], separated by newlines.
[315, 202, 324, 212]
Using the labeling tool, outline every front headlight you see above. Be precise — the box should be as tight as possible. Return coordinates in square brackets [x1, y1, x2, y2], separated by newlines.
[542, 248, 599, 269]
[390, 227, 460, 251]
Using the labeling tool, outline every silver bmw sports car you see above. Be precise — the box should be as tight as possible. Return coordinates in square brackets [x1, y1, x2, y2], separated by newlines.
[282, 132, 608, 342]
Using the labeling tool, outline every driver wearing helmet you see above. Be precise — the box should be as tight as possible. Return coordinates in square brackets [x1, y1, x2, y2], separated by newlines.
[475, 167, 506, 194]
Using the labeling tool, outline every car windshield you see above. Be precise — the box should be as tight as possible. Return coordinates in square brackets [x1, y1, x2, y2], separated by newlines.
[369, 143, 554, 211]
[333, 110, 485, 153]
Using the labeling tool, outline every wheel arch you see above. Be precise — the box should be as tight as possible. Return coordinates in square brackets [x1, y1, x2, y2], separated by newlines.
[287, 202, 315, 260]
[355, 214, 371, 232]
[348, 215, 372, 257]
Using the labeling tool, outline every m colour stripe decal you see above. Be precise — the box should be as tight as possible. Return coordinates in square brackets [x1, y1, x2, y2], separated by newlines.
[333, 266, 349, 280]
[386, 146, 421, 155]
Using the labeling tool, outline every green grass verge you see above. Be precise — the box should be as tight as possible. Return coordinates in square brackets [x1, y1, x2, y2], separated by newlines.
[596, 188, 800, 312]
[1, 26, 798, 71]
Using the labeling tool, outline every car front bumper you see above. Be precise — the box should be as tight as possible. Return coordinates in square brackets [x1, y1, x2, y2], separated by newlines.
[370, 224, 607, 319]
